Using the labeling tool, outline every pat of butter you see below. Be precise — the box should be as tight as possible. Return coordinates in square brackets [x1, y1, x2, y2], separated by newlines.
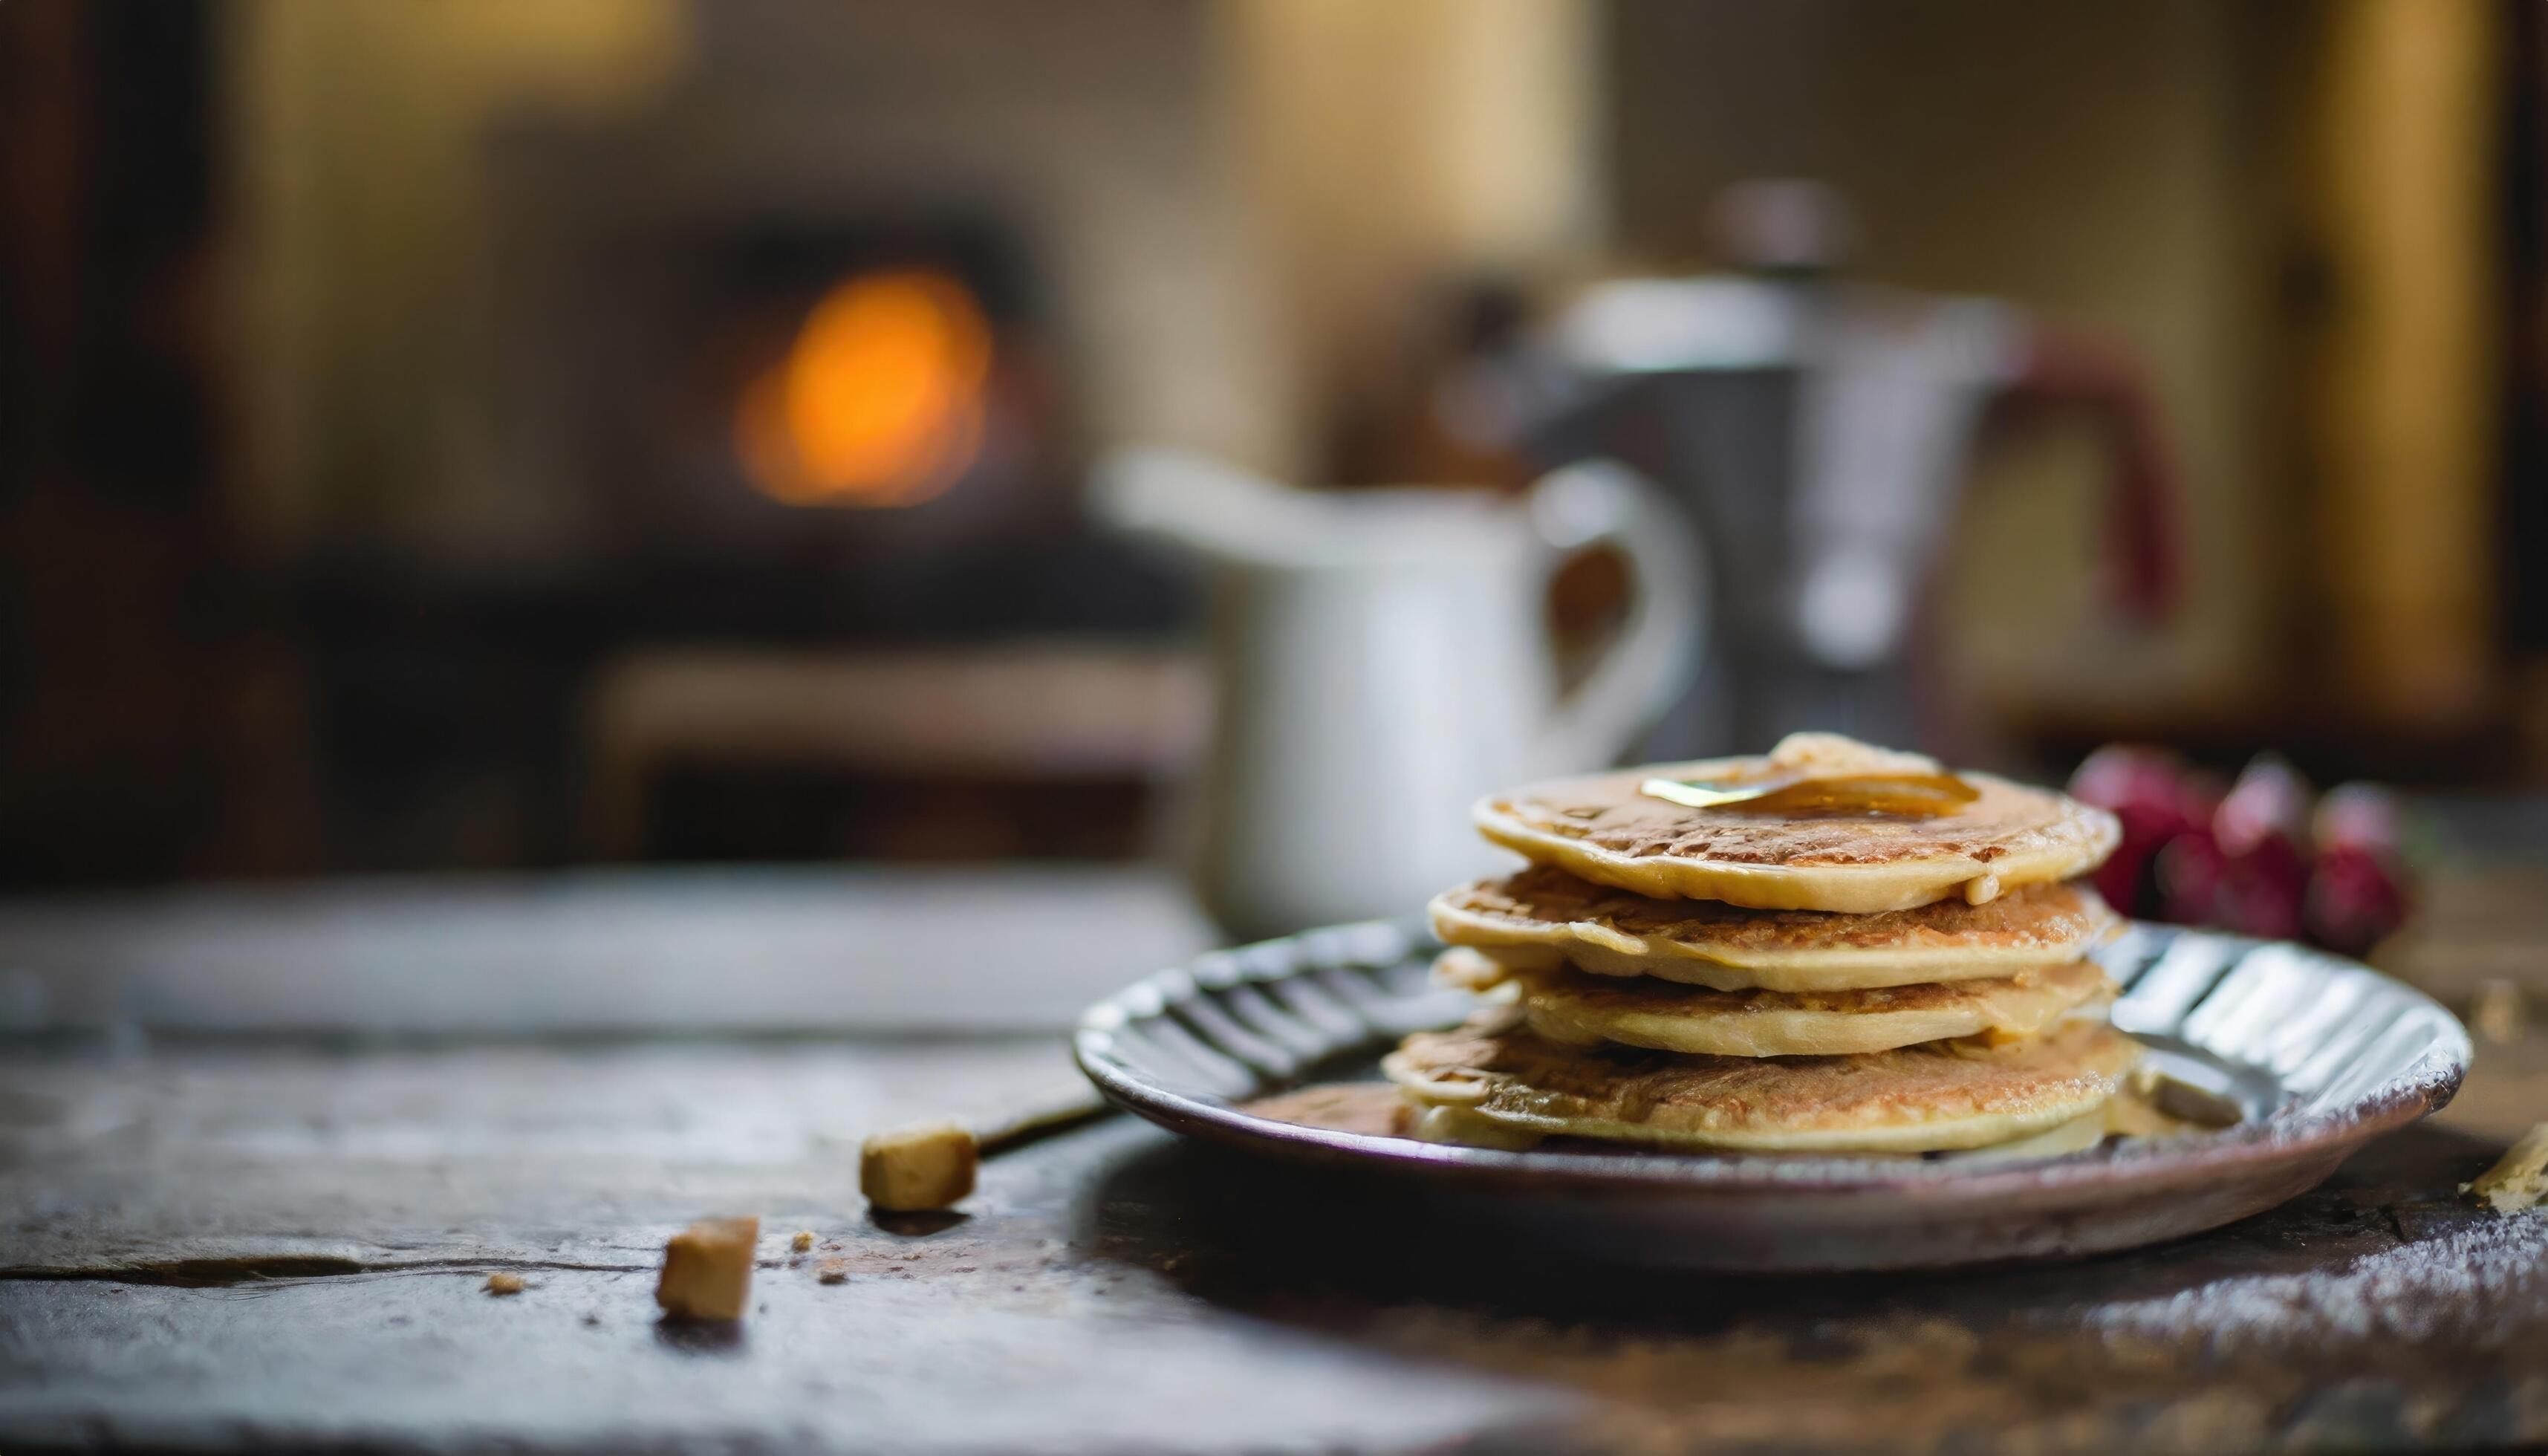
[655, 1215, 759, 1321]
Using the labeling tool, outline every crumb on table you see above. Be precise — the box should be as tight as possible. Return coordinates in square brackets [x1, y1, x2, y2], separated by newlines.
[483, 1273, 525, 1296]
[791, 1229, 814, 1252]
[2473, 979, 2527, 1045]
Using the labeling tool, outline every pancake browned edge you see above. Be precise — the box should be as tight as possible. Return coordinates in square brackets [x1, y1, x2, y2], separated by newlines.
[1431, 868, 2120, 991]
[1472, 749, 2119, 914]
[1495, 956, 2118, 1059]
[1385, 1006, 2141, 1154]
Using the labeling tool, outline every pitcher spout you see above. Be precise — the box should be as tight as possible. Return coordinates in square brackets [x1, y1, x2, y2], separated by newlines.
[1089, 446, 1340, 567]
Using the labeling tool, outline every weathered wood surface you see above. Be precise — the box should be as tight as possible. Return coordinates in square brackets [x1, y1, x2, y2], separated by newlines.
[0, 867, 1217, 1036]
[3, 1029, 2545, 1455]
[4, 847, 2548, 1455]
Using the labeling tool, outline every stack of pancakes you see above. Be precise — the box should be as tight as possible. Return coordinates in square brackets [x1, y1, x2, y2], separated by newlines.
[1385, 733, 2144, 1155]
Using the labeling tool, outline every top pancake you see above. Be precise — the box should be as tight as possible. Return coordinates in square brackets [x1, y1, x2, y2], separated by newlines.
[1473, 736, 2118, 913]
[1432, 866, 2119, 990]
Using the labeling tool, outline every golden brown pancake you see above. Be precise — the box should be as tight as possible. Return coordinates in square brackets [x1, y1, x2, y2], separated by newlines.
[1472, 954, 2117, 1058]
[1472, 735, 2119, 913]
[1431, 868, 2119, 991]
[1384, 1007, 2140, 1153]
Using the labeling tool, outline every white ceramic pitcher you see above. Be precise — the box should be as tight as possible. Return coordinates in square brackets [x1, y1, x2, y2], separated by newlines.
[1095, 448, 1704, 940]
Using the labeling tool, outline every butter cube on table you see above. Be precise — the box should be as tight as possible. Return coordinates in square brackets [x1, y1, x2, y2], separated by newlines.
[2466, 1124, 2548, 1213]
[861, 1119, 978, 1212]
[656, 1215, 759, 1321]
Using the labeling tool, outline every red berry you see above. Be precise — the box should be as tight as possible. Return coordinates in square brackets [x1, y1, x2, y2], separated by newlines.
[2215, 754, 2314, 860]
[2154, 830, 2226, 926]
[2315, 782, 2403, 859]
[2217, 837, 2309, 940]
[2072, 745, 2206, 917]
[2306, 842, 2411, 957]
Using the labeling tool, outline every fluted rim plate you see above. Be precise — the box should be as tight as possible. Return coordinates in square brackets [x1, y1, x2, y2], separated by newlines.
[1072, 920, 2467, 1270]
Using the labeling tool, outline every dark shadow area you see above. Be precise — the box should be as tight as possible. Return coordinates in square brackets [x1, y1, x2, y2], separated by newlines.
[651, 1316, 748, 1356]
[1070, 1117, 2518, 1347]
[867, 1209, 971, 1238]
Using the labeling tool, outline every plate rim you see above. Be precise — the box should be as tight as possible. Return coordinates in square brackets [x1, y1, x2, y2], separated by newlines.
[1072, 917, 2470, 1200]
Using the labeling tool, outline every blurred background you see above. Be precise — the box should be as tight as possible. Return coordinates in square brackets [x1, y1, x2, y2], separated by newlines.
[3, 0, 2542, 960]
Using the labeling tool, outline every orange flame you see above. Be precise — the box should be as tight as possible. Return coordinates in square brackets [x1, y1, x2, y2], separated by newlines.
[735, 268, 992, 507]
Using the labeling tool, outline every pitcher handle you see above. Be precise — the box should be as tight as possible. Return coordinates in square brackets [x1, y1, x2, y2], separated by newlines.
[1527, 459, 1706, 771]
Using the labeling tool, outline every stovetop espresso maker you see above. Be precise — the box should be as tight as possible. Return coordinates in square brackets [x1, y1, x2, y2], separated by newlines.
[1516, 182, 2179, 758]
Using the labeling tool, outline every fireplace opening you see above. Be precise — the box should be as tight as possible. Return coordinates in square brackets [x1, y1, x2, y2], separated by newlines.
[582, 213, 1060, 565]
[288, 204, 1193, 869]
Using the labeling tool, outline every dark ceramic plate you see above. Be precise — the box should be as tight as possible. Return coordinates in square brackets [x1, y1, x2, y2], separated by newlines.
[1072, 920, 2469, 1271]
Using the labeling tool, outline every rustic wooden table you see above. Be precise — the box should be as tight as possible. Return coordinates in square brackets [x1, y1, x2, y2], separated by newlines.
[3, 861, 2545, 1454]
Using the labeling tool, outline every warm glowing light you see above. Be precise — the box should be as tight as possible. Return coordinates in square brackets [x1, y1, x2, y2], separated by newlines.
[735, 269, 992, 507]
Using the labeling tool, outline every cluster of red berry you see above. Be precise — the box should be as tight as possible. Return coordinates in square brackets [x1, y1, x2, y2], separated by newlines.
[2067, 745, 2413, 958]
